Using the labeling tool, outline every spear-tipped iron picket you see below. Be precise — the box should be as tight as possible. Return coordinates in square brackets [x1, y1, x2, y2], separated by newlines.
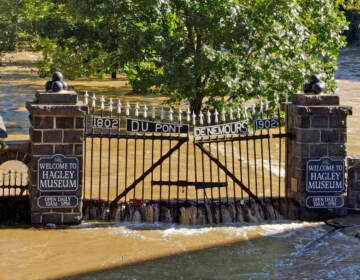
[144, 104, 148, 119]
[117, 100, 122, 115]
[150, 106, 154, 120]
[84, 91, 89, 105]
[178, 107, 182, 123]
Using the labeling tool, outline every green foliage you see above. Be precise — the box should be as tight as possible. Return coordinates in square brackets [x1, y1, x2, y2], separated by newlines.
[114, 0, 348, 112]
[0, 0, 52, 51]
[34, 0, 126, 79]
[0, 0, 347, 113]
[124, 62, 164, 94]
[37, 37, 112, 79]
[43, 0, 346, 112]
[343, 0, 360, 10]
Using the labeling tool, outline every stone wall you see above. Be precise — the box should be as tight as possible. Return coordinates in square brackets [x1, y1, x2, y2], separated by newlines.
[347, 155, 360, 210]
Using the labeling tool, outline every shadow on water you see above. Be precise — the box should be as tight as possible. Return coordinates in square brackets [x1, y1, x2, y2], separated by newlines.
[1, 204, 360, 280]
[33, 221, 359, 280]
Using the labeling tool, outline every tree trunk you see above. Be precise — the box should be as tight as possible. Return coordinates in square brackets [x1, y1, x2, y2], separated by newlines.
[111, 71, 117, 79]
[190, 77, 204, 114]
[190, 93, 203, 115]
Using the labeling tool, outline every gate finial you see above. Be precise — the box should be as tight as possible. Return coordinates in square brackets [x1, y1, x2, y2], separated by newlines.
[100, 96, 105, 111]
[109, 98, 113, 113]
[214, 109, 219, 124]
[126, 102, 130, 116]
[152, 106, 156, 119]
[229, 107, 234, 121]
[160, 107, 164, 120]
[192, 111, 197, 126]
[259, 101, 263, 114]
[169, 107, 174, 122]
[186, 108, 191, 123]
[135, 103, 139, 117]
[221, 108, 226, 122]
[117, 100, 122, 114]
[265, 100, 269, 111]
[143, 104, 148, 119]
[199, 111, 204, 125]
[92, 93, 96, 108]
[178, 107, 182, 123]
[84, 91, 89, 105]
[207, 110, 211, 124]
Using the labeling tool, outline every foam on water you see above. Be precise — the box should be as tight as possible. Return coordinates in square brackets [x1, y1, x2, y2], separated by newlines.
[258, 222, 321, 234]
[162, 226, 214, 237]
[77, 220, 323, 244]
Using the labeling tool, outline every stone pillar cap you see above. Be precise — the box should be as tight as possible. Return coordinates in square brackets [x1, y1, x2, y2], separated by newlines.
[292, 94, 339, 106]
[26, 101, 88, 116]
[35, 90, 78, 104]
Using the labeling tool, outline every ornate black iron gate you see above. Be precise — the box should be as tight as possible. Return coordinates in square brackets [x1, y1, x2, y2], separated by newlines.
[82, 93, 288, 214]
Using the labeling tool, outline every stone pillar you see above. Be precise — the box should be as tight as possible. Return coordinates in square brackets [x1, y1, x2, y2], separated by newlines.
[285, 94, 352, 220]
[347, 155, 360, 211]
[26, 90, 88, 224]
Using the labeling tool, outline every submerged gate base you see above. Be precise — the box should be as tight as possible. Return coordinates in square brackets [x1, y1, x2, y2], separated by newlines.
[83, 198, 302, 225]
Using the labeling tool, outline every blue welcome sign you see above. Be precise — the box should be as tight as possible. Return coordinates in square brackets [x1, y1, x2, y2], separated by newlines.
[38, 154, 79, 192]
[306, 157, 345, 193]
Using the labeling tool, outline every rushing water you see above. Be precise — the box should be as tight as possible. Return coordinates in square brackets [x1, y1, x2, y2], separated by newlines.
[0, 49, 360, 280]
[1, 221, 360, 280]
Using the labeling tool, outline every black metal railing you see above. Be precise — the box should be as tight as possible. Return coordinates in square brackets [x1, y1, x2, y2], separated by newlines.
[0, 170, 28, 196]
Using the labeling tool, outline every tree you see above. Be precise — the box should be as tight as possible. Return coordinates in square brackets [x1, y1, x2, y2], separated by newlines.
[0, 0, 52, 51]
[343, 0, 360, 9]
[36, 0, 128, 79]
[36, 0, 348, 113]
[115, 0, 348, 112]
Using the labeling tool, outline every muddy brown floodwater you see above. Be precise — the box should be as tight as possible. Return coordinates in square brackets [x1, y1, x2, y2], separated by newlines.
[0, 49, 360, 280]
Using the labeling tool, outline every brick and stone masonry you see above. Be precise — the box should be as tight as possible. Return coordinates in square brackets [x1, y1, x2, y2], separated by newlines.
[347, 155, 360, 211]
[284, 94, 352, 220]
[26, 90, 88, 224]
